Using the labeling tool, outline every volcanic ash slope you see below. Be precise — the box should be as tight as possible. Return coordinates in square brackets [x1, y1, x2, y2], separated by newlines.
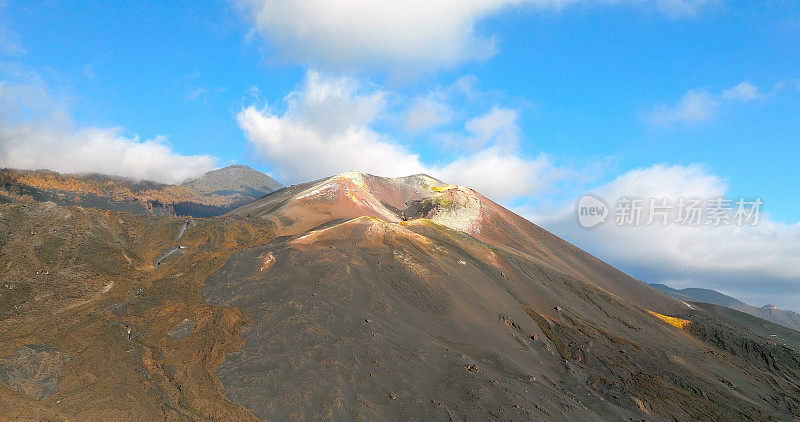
[205, 171, 800, 421]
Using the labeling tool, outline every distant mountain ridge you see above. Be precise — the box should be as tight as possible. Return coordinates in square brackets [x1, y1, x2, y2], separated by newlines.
[649, 283, 800, 332]
[0, 165, 281, 217]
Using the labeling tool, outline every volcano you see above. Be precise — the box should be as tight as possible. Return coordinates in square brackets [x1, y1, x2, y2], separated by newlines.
[1, 171, 798, 421]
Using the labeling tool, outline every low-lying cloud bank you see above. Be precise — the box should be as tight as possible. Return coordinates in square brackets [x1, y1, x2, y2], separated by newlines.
[534, 164, 800, 310]
[0, 78, 216, 184]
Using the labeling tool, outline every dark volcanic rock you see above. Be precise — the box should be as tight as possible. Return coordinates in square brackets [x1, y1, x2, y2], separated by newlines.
[0, 344, 70, 400]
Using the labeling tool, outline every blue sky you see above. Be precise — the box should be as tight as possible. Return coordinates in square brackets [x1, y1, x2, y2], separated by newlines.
[1, 0, 799, 309]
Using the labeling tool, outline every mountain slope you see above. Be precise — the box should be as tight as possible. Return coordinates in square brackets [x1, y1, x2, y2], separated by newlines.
[650, 283, 800, 332]
[0, 165, 281, 217]
[1, 172, 799, 420]
[0, 202, 274, 420]
[216, 172, 800, 420]
[181, 164, 281, 198]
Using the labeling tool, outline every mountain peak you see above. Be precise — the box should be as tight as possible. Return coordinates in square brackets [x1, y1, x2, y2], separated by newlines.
[235, 172, 485, 236]
[182, 164, 282, 197]
[332, 170, 367, 178]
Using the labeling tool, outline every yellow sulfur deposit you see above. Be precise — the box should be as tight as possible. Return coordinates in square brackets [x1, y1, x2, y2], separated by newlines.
[647, 310, 691, 329]
[431, 184, 457, 192]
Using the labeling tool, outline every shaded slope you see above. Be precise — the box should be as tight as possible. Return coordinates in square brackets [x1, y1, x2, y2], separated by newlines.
[203, 216, 800, 420]
[679, 302, 800, 351]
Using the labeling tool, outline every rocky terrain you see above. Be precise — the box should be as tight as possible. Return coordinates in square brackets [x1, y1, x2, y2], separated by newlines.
[0, 171, 798, 421]
[651, 283, 800, 332]
[0, 165, 281, 218]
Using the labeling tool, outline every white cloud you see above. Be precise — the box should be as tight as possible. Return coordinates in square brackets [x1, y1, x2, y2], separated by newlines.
[236, 0, 512, 71]
[721, 81, 764, 101]
[0, 79, 217, 184]
[238, 71, 558, 201]
[647, 80, 766, 126]
[236, 0, 716, 72]
[284, 71, 387, 135]
[536, 164, 800, 310]
[1, 125, 217, 184]
[238, 71, 426, 182]
[462, 106, 519, 149]
[437, 147, 554, 200]
[647, 89, 719, 126]
[402, 75, 495, 134]
[404, 97, 453, 133]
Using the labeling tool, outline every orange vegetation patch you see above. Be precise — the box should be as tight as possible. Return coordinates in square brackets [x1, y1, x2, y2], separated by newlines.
[647, 310, 691, 329]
